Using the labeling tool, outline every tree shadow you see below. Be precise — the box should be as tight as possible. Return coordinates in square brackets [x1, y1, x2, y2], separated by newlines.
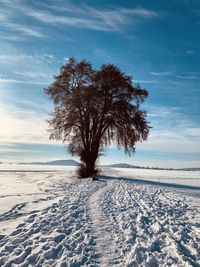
[99, 175, 200, 191]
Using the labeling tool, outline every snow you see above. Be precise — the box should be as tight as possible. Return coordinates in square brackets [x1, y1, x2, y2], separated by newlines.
[0, 165, 200, 266]
[103, 167, 200, 187]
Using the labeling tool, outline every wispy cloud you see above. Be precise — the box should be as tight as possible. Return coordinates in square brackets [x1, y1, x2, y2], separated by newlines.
[0, 0, 160, 36]
[0, 52, 57, 85]
[134, 80, 160, 84]
[0, 10, 45, 38]
[0, 53, 55, 63]
[186, 50, 195, 54]
[185, 127, 200, 137]
[183, 0, 200, 15]
[35, 5, 158, 31]
[138, 128, 200, 154]
[0, 78, 50, 85]
[6, 22, 45, 38]
[150, 71, 174, 76]
[0, 54, 33, 62]
[14, 71, 51, 79]
[106, 104, 200, 156]
[140, 105, 200, 154]
[0, 103, 51, 145]
[176, 75, 197, 79]
[147, 105, 182, 119]
[0, 34, 26, 41]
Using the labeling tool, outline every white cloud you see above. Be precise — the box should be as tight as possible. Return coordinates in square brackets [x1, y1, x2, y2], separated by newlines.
[134, 80, 159, 84]
[0, 35, 25, 41]
[0, 0, 160, 34]
[0, 144, 32, 154]
[137, 105, 200, 154]
[9, 23, 45, 38]
[183, 0, 200, 15]
[0, 54, 33, 62]
[176, 75, 197, 79]
[150, 71, 174, 76]
[167, 80, 187, 86]
[147, 105, 182, 118]
[0, 78, 50, 85]
[186, 50, 194, 54]
[0, 101, 199, 167]
[0, 13, 45, 38]
[0, 53, 55, 63]
[185, 128, 200, 137]
[0, 51, 57, 85]
[29, 6, 159, 32]
[14, 71, 50, 79]
[138, 129, 200, 154]
[0, 104, 53, 145]
[41, 53, 55, 61]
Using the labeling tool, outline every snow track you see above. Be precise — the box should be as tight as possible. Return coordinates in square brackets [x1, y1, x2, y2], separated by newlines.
[88, 178, 200, 266]
[0, 171, 200, 266]
[88, 180, 122, 267]
[101, 180, 200, 266]
[0, 179, 103, 266]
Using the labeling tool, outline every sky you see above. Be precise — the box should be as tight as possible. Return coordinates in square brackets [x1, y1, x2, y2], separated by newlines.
[0, 0, 200, 168]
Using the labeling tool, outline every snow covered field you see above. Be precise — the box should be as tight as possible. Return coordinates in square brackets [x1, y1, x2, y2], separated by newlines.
[0, 165, 200, 266]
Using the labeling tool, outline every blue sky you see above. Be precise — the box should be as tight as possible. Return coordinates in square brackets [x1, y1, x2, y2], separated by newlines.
[0, 0, 200, 167]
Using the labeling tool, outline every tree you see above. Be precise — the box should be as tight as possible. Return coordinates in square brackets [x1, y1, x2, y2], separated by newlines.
[45, 58, 150, 178]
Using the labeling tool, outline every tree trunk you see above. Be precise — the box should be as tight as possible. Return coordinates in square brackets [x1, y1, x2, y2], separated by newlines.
[85, 159, 96, 178]
[79, 144, 99, 178]
[80, 152, 98, 178]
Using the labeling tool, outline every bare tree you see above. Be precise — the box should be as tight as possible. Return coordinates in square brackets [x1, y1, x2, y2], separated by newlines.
[45, 58, 150, 178]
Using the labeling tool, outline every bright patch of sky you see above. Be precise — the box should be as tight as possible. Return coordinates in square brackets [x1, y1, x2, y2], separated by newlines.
[0, 0, 200, 168]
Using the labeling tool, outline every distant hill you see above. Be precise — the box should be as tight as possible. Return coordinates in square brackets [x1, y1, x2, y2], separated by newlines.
[106, 163, 200, 171]
[106, 163, 141, 169]
[177, 168, 200, 171]
[18, 160, 79, 166]
[16, 160, 200, 171]
[106, 163, 164, 170]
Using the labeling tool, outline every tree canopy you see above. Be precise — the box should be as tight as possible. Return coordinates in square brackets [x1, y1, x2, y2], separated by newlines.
[45, 58, 150, 178]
